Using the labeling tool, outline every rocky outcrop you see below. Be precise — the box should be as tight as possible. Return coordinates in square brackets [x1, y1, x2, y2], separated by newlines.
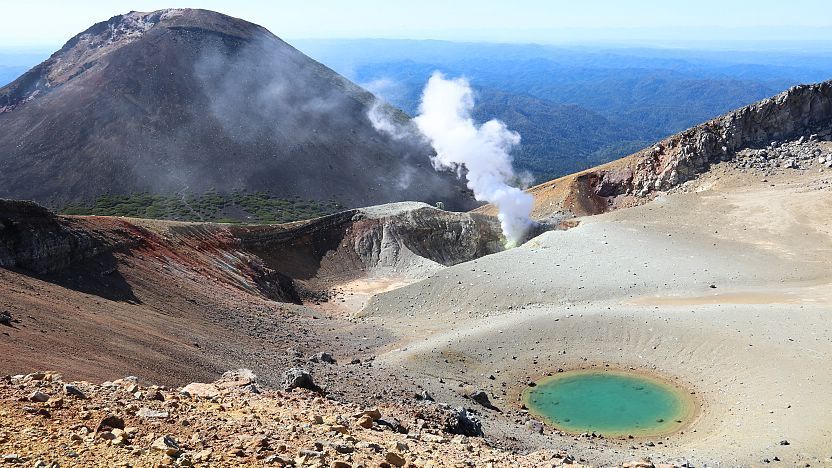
[0, 199, 104, 274]
[236, 202, 505, 287]
[282, 368, 320, 392]
[618, 81, 832, 195]
[524, 80, 832, 217]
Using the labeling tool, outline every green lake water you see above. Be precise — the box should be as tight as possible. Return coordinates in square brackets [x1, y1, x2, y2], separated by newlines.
[523, 370, 694, 437]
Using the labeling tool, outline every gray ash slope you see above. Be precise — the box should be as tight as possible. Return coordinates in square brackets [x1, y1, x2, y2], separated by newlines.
[0, 9, 474, 210]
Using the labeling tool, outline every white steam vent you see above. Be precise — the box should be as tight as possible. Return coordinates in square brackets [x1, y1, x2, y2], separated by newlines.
[413, 72, 534, 246]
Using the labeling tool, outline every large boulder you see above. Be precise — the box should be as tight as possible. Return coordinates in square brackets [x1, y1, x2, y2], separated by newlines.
[445, 407, 483, 437]
[282, 368, 320, 392]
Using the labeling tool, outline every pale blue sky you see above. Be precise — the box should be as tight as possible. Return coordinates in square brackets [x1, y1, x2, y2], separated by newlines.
[2, 0, 831, 48]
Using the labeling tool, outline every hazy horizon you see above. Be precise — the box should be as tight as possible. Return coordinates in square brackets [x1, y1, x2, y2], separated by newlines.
[1, 0, 831, 50]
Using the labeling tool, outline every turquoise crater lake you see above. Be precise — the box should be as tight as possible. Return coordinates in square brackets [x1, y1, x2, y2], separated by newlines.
[523, 370, 695, 437]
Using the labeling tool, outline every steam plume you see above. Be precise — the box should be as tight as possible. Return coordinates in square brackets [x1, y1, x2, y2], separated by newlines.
[413, 72, 534, 246]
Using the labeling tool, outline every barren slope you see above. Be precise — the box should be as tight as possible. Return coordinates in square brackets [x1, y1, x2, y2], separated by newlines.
[0, 200, 502, 386]
[0, 9, 474, 210]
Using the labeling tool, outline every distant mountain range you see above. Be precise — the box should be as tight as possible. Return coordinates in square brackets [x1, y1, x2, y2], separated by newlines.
[297, 39, 832, 182]
[0, 10, 475, 215]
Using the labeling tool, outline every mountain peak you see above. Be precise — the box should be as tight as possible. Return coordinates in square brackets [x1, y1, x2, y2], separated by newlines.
[0, 9, 276, 113]
[0, 10, 474, 212]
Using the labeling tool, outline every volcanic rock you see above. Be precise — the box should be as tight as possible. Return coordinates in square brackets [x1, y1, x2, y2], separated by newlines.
[309, 352, 337, 364]
[385, 451, 406, 467]
[511, 80, 832, 219]
[445, 407, 484, 437]
[377, 417, 406, 433]
[137, 408, 169, 419]
[356, 415, 375, 429]
[282, 368, 319, 392]
[62, 384, 86, 399]
[97, 415, 125, 432]
[525, 420, 544, 434]
[469, 390, 494, 409]
[150, 435, 181, 456]
[27, 391, 49, 403]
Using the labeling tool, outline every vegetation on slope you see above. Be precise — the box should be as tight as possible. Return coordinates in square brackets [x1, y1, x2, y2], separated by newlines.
[61, 192, 344, 224]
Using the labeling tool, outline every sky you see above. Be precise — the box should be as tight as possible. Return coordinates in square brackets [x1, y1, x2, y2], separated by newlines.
[1, 0, 831, 49]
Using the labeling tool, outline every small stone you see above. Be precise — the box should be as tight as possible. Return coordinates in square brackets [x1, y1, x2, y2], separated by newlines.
[385, 451, 406, 467]
[63, 384, 86, 399]
[328, 424, 348, 434]
[264, 455, 291, 465]
[417, 391, 434, 401]
[97, 415, 125, 431]
[446, 407, 483, 437]
[377, 417, 405, 433]
[150, 435, 180, 456]
[354, 408, 382, 420]
[469, 390, 493, 408]
[46, 396, 63, 408]
[180, 382, 220, 399]
[333, 444, 353, 454]
[137, 408, 169, 419]
[452, 434, 469, 445]
[297, 449, 323, 459]
[388, 441, 409, 452]
[356, 415, 374, 429]
[525, 420, 544, 434]
[193, 448, 213, 462]
[309, 352, 337, 364]
[28, 391, 49, 403]
[779, 440, 790, 445]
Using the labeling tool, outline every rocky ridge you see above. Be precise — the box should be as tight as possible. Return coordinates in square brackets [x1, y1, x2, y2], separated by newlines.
[0, 200, 105, 275]
[237, 203, 504, 290]
[515, 80, 832, 218]
[0, 200, 504, 305]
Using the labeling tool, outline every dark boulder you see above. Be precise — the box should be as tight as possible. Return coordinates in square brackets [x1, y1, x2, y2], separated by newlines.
[282, 368, 320, 392]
